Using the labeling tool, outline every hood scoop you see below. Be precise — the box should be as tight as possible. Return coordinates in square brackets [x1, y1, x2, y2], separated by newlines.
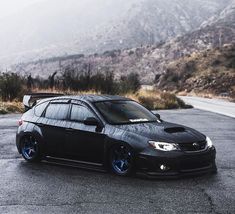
[164, 127, 185, 133]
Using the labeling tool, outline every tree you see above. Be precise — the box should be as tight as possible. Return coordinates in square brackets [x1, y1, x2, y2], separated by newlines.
[49, 71, 57, 89]
[27, 74, 33, 90]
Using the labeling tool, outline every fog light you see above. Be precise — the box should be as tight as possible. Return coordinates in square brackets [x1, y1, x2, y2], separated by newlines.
[159, 164, 170, 171]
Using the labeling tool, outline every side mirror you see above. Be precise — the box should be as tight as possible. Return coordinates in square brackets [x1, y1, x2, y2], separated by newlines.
[84, 117, 100, 126]
[154, 113, 161, 120]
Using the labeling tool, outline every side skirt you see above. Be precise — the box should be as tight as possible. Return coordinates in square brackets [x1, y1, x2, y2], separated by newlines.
[44, 156, 107, 172]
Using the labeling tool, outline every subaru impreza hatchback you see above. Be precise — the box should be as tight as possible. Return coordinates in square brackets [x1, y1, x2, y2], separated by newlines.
[16, 94, 217, 178]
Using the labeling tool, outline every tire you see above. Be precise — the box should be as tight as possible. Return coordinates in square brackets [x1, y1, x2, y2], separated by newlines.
[20, 135, 42, 162]
[109, 144, 135, 176]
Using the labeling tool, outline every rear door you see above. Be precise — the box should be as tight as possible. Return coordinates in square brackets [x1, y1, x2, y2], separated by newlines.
[36, 99, 70, 157]
[65, 102, 106, 163]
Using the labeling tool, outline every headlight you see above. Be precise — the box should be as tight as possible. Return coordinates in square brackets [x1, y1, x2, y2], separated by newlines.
[149, 141, 179, 151]
[206, 136, 213, 148]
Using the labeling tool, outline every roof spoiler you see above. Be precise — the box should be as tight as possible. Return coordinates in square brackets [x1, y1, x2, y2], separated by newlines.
[23, 93, 64, 112]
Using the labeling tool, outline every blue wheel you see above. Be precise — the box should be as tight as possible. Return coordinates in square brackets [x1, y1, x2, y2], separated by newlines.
[21, 136, 41, 162]
[110, 144, 134, 176]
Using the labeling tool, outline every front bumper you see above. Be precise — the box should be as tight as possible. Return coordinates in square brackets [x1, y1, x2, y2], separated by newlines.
[136, 146, 216, 179]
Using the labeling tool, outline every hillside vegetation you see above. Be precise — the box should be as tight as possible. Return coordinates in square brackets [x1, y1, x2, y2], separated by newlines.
[11, 1, 235, 91]
[158, 44, 235, 98]
[0, 72, 189, 114]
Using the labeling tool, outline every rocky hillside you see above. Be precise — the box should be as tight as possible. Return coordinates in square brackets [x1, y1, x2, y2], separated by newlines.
[157, 44, 235, 97]
[11, 0, 235, 84]
[0, 0, 231, 66]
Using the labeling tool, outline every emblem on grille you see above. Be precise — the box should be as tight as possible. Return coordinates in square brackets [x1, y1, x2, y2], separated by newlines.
[193, 142, 200, 149]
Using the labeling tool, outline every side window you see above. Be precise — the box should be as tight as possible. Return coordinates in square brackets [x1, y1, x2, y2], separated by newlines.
[70, 105, 95, 121]
[45, 103, 69, 120]
[34, 101, 49, 117]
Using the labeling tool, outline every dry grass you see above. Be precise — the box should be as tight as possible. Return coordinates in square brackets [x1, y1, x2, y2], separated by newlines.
[125, 89, 191, 110]
[30, 88, 101, 95]
[0, 101, 24, 114]
[0, 89, 190, 114]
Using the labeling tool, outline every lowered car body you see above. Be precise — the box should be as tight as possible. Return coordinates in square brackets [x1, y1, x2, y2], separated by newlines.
[16, 94, 217, 178]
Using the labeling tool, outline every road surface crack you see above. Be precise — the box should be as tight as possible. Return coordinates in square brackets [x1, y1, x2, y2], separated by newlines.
[193, 179, 219, 214]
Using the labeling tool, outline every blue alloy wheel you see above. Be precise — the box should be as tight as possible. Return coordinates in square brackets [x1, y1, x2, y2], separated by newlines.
[21, 136, 38, 160]
[111, 145, 133, 175]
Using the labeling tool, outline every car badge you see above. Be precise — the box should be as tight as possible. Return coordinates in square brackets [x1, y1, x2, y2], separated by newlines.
[193, 142, 200, 149]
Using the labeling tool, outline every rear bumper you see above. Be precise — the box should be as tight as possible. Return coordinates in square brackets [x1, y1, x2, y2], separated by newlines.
[136, 146, 216, 179]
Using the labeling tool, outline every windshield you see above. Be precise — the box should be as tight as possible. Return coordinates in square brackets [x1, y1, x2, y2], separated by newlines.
[94, 100, 158, 125]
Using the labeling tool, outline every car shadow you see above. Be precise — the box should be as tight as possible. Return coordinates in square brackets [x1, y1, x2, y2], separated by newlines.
[17, 159, 218, 185]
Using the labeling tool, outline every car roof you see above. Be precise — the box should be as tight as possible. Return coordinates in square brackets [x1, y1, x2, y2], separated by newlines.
[40, 94, 131, 103]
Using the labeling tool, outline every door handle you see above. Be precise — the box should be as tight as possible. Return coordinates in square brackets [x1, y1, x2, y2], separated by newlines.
[65, 128, 74, 132]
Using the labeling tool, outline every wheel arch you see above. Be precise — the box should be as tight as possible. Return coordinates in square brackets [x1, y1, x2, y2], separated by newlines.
[18, 130, 45, 155]
[104, 139, 136, 167]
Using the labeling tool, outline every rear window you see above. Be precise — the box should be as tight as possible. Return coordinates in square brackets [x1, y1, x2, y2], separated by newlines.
[45, 103, 69, 120]
[34, 101, 49, 117]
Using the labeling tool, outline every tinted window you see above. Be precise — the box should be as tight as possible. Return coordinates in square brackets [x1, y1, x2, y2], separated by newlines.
[45, 103, 69, 120]
[70, 105, 95, 121]
[34, 101, 48, 117]
[94, 100, 158, 124]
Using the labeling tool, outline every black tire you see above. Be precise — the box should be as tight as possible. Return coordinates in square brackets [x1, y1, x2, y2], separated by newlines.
[109, 144, 135, 176]
[20, 135, 42, 162]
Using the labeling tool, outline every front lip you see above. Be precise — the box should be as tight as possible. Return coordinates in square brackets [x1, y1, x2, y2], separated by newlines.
[136, 146, 216, 178]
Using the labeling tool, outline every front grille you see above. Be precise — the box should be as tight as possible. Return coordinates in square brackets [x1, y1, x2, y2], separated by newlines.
[179, 140, 207, 152]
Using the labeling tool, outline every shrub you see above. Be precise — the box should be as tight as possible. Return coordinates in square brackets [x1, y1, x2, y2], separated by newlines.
[60, 66, 117, 94]
[0, 73, 25, 101]
[60, 67, 140, 95]
[138, 96, 157, 110]
[126, 89, 190, 110]
[119, 73, 141, 94]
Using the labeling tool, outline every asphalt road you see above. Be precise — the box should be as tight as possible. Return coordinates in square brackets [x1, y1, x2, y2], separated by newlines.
[179, 96, 235, 118]
[0, 109, 235, 214]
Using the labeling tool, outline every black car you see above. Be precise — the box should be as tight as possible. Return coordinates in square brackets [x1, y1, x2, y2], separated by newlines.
[16, 93, 217, 178]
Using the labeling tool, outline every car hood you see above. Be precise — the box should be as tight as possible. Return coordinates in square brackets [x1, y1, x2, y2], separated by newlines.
[115, 121, 205, 144]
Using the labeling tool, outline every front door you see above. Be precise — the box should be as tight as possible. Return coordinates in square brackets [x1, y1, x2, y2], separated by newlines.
[65, 103, 106, 163]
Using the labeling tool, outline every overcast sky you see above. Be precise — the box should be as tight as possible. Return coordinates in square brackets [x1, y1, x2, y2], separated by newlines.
[0, 0, 43, 19]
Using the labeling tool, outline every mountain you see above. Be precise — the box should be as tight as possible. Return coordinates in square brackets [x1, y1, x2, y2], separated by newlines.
[201, 0, 235, 27]
[10, 0, 235, 85]
[0, 0, 231, 67]
[142, 0, 235, 79]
